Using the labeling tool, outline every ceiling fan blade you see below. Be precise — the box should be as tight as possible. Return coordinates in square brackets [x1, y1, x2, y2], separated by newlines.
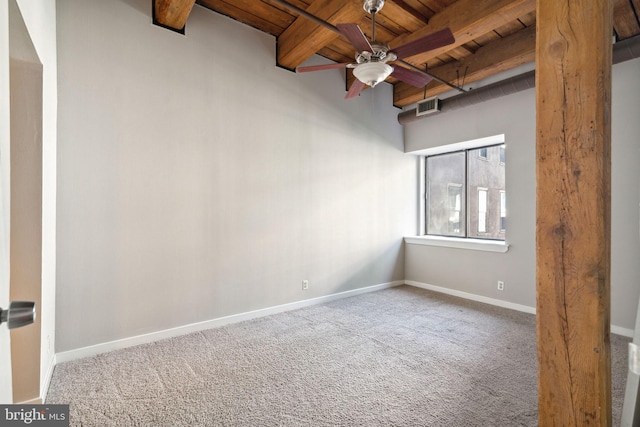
[297, 62, 351, 73]
[345, 79, 366, 99]
[392, 28, 455, 60]
[390, 66, 433, 88]
[336, 23, 373, 53]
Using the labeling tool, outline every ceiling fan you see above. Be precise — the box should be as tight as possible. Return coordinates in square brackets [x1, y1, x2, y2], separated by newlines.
[296, 0, 455, 99]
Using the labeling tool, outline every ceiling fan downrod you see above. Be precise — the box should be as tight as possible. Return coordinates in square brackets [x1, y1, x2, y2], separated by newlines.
[363, 0, 384, 42]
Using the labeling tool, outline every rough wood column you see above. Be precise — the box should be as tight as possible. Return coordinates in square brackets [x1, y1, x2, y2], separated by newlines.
[536, 0, 613, 425]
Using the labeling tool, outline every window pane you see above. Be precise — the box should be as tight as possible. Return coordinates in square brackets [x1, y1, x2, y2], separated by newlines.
[426, 152, 466, 237]
[478, 188, 487, 233]
[500, 191, 506, 231]
[467, 146, 505, 240]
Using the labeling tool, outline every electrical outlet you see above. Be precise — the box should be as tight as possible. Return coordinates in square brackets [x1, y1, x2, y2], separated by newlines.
[497, 281, 505, 291]
[302, 280, 309, 290]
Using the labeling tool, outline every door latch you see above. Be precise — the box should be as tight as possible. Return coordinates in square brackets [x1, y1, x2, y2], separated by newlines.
[0, 301, 36, 329]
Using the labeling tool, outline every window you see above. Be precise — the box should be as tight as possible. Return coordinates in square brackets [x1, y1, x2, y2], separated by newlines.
[425, 143, 506, 241]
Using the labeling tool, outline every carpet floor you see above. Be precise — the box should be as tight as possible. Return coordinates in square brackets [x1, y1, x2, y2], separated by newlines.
[46, 285, 631, 426]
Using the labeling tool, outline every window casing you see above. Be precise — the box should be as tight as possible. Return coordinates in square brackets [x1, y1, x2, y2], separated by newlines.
[425, 144, 505, 241]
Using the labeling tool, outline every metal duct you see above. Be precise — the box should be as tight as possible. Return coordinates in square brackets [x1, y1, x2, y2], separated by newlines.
[398, 34, 640, 125]
[613, 33, 640, 63]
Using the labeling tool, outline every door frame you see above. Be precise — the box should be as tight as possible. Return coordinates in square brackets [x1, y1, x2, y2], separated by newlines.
[0, 0, 13, 404]
[0, 0, 45, 404]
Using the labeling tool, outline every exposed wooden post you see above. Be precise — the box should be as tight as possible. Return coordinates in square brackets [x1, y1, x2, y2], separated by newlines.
[536, 0, 613, 425]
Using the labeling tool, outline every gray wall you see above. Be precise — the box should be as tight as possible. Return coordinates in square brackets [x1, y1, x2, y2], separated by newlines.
[404, 57, 640, 331]
[56, 0, 416, 352]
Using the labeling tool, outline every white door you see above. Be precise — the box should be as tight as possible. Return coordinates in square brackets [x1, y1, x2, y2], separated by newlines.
[1, 0, 45, 404]
[0, 0, 13, 404]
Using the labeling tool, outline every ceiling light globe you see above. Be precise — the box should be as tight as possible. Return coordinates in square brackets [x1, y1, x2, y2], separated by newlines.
[353, 62, 393, 88]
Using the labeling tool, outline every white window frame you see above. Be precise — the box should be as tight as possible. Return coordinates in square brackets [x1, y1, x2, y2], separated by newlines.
[407, 134, 509, 253]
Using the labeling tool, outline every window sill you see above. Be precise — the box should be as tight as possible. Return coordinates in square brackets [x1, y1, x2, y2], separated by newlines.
[404, 235, 509, 253]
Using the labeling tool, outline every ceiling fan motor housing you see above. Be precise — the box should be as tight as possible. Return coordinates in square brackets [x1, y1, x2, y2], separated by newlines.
[363, 0, 385, 14]
[355, 43, 393, 64]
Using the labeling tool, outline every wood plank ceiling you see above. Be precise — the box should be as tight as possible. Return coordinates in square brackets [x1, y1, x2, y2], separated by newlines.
[155, 0, 640, 108]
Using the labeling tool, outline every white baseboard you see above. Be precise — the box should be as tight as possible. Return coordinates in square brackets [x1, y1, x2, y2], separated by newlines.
[56, 281, 404, 364]
[612, 325, 634, 338]
[405, 280, 536, 314]
[405, 280, 635, 338]
[40, 354, 56, 403]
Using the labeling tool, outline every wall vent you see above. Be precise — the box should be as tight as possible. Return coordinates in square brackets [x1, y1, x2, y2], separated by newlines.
[416, 97, 440, 116]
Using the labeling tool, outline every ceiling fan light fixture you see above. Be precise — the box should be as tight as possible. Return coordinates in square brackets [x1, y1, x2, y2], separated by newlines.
[353, 62, 393, 87]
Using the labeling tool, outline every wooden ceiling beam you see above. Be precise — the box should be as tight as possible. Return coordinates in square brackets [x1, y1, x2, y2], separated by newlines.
[382, 0, 429, 30]
[153, 0, 196, 32]
[613, 0, 640, 40]
[276, 0, 362, 71]
[633, 0, 640, 27]
[197, 0, 297, 36]
[393, 24, 536, 107]
[389, 0, 536, 65]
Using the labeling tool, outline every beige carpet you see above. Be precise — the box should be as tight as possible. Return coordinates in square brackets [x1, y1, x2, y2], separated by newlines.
[46, 285, 631, 426]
